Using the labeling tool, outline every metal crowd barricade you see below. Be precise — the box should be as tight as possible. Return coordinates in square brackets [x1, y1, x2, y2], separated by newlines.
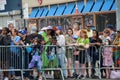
[0, 45, 120, 80]
[23, 45, 100, 80]
[0, 45, 101, 80]
[0, 45, 23, 80]
[69, 45, 101, 79]
[41, 45, 101, 79]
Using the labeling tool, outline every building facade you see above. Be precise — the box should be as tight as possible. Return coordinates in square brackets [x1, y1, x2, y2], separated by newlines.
[23, 0, 116, 31]
[0, 0, 22, 28]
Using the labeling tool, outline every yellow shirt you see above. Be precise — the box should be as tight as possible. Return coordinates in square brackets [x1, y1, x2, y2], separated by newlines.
[113, 36, 120, 46]
[87, 30, 93, 38]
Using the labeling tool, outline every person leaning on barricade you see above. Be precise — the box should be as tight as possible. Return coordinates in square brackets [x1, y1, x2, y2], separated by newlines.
[72, 23, 81, 78]
[72, 29, 89, 79]
[39, 26, 56, 70]
[54, 26, 68, 78]
[9, 29, 23, 79]
[112, 29, 120, 68]
[89, 30, 102, 78]
[26, 26, 45, 54]
[0, 27, 12, 79]
[28, 37, 44, 80]
[65, 28, 76, 78]
[101, 29, 113, 79]
[24, 26, 45, 79]
[39, 26, 58, 79]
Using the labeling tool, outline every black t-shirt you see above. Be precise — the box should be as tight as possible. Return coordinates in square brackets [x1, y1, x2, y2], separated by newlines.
[89, 37, 102, 51]
[0, 35, 12, 45]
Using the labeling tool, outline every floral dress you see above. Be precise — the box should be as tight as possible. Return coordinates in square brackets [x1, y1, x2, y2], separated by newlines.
[102, 47, 113, 66]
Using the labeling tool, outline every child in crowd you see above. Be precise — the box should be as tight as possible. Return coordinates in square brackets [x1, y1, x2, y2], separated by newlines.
[102, 37, 113, 78]
[28, 37, 44, 80]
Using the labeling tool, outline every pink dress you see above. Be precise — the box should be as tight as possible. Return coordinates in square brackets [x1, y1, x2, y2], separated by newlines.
[102, 47, 113, 66]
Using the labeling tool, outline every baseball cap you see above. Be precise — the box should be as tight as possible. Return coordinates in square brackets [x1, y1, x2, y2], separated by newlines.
[106, 24, 114, 30]
[53, 26, 62, 31]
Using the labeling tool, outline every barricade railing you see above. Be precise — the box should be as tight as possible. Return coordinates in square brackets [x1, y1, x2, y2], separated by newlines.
[0, 46, 24, 80]
[0, 45, 120, 79]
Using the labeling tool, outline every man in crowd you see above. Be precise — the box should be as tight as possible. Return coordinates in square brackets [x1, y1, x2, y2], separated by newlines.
[106, 24, 116, 43]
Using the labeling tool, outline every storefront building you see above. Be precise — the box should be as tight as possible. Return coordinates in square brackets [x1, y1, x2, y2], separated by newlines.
[22, 0, 116, 31]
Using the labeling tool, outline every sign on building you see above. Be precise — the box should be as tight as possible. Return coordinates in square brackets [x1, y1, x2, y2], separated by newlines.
[0, 0, 6, 10]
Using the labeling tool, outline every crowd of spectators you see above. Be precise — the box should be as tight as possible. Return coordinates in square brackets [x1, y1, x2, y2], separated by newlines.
[0, 23, 120, 80]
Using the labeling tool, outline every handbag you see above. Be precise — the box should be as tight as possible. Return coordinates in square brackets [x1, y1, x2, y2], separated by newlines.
[110, 70, 120, 79]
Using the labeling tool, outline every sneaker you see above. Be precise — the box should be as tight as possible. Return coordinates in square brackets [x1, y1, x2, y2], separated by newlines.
[101, 75, 106, 78]
[15, 76, 21, 80]
[73, 73, 78, 78]
[46, 74, 53, 79]
[4, 77, 9, 80]
[91, 74, 99, 79]
[33, 71, 38, 79]
[68, 76, 74, 78]
[29, 76, 34, 79]
[79, 75, 84, 79]
[64, 76, 67, 79]
[86, 74, 89, 78]
[38, 76, 42, 80]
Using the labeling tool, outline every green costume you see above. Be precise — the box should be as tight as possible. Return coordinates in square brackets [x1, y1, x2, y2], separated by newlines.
[41, 32, 57, 68]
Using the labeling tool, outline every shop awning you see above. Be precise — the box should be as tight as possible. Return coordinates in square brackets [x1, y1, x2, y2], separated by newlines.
[29, 0, 116, 18]
[36, 8, 44, 18]
[63, 2, 75, 15]
[29, 8, 39, 18]
[41, 7, 49, 17]
[101, 0, 114, 11]
[47, 5, 58, 16]
[91, 0, 104, 12]
[111, 1, 116, 10]
[82, 0, 94, 13]
[72, 1, 84, 14]
[55, 4, 66, 16]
